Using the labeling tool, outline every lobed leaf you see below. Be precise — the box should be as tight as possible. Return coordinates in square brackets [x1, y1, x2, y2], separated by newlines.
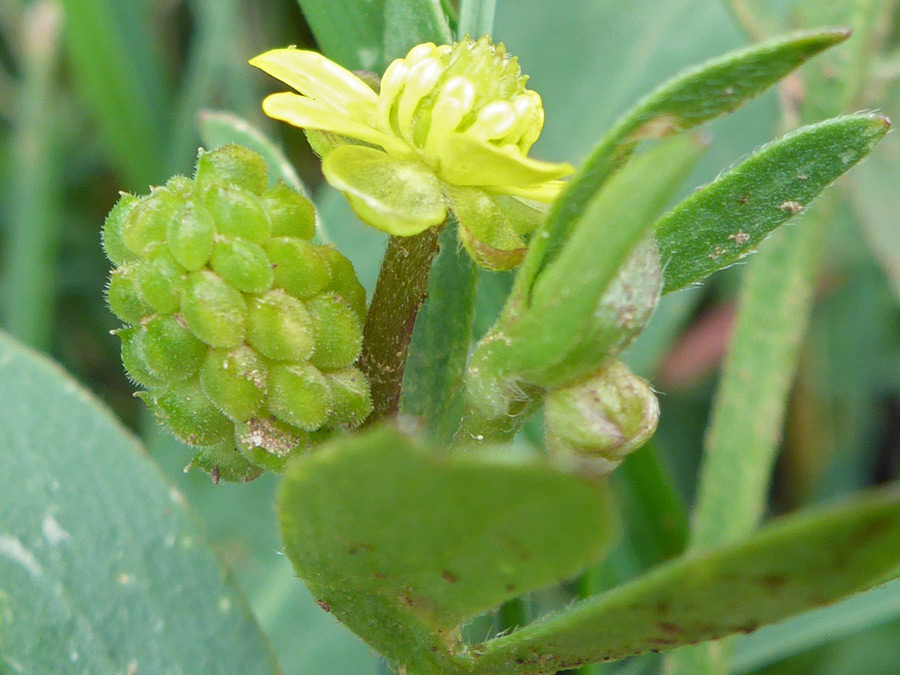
[0, 332, 278, 674]
[516, 28, 849, 298]
[472, 485, 900, 673]
[277, 425, 615, 671]
[656, 113, 889, 293]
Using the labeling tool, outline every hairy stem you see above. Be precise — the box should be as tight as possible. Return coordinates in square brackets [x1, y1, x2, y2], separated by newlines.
[360, 227, 443, 423]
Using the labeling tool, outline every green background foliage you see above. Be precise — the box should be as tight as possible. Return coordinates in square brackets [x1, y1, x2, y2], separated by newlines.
[1, 1, 900, 673]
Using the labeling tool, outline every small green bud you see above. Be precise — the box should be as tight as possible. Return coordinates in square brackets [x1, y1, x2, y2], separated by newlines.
[325, 367, 373, 427]
[180, 270, 247, 348]
[117, 327, 164, 388]
[102, 193, 140, 266]
[140, 315, 206, 383]
[318, 247, 368, 322]
[189, 442, 263, 483]
[210, 238, 274, 294]
[194, 145, 268, 196]
[307, 294, 363, 370]
[268, 363, 332, 430]
[106, 265, 150, 324]
[205, 184, 271, 244]
[145, 379, 234, 447]
[234, 416, 308, 472]
[544, 360, 659, 473]
[265, 237, 331, 299]
[167, 204, 216, 271]
[200, 346, 267, 422]
[246, 290, 314, 361]
[122, 189, 181, 255]
[135, 249, 186, 314]
[261, 180, 316, 239]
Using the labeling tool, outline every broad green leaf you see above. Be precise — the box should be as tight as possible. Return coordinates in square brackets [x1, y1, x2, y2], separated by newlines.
[516, 28, 848, 298]
[656, 113, 889, 293]
[732, 577, 900, 673]
[60, 0, 169, 187]
[199, 110, 309, 196]
[384, 0, 453, 62]
[0, 332, 278, 674]
[472, 485, 900, 674]
[401, 221, 477, 444]
[296, 0, 386, 71]
[278, 425, 615, 671]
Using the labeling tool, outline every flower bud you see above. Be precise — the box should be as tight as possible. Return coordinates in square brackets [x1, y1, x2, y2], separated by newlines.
[210, 238, 274, 294]
[102, 144, 372, 481]
[544, 360, 659, 473]
[262, 180, 316, 239]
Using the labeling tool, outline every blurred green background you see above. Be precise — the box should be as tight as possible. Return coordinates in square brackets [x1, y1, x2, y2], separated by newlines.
[1, 1, 900, 673]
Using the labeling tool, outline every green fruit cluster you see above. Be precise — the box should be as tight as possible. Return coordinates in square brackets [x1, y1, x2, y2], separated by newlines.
[103, 145, 372, 481]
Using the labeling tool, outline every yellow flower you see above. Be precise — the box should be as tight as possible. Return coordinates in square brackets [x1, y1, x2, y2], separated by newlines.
[250, 38, 574, 270]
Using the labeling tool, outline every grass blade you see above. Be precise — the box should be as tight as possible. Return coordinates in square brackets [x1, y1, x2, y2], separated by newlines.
[296, 0, 385, 70]
[1, 3, 63, 351]
[60, 0, 169, 187]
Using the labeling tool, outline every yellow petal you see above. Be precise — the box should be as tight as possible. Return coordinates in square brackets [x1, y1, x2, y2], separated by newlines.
[489, 180, 567, 204]
[261, 93, 411, 157]
[439, 133, 575, 187]
[322, 145, 448, 237]
[250, 48, 377, 122]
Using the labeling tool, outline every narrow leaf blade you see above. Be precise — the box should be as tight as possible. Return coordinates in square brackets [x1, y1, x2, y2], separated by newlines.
[401, 221, 477, 443]
[517, 28, 849, 295]
[296, 0, 385, 71]
[656, 113, 889, 293]
[384, 0, 453, 61]
[473, 485, 900, 673]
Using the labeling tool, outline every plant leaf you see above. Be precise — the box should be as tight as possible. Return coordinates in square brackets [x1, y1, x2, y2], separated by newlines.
[471, 485, 900, 674]
[731, 577, 900, 673]
[656, 113, 889, 293]
[277, 424, 615, 671]
[296, 0, 385, 71]
[490, 135, 702, 384]
[59, 0, 169, 187]
[199, 110, 309, 196]
[384, 0, 453, 62]
[516, 28, 849, 297]
[401, 221, 477, 444]
[663, 213, 823, 675]
[0, 332, 279, 674]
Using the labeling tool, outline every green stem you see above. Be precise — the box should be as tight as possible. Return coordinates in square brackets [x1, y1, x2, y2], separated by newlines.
[360, 227, 443, 423]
